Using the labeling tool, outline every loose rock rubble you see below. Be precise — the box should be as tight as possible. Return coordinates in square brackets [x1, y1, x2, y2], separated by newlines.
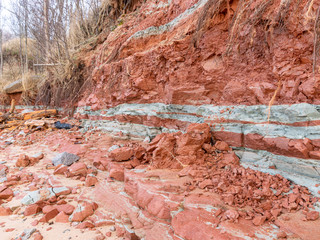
[0, 120, 319, 240]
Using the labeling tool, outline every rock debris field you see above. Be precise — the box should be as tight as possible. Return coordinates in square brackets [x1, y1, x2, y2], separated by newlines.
[0, 110, 319, 240]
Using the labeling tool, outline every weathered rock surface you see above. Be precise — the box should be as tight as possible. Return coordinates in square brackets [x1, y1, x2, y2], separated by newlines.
[52, 152, 80, 166]
[4, 79, 23, 94]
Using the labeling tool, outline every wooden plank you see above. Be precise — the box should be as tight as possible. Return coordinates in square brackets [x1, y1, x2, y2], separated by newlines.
[23, 109, 58, 120]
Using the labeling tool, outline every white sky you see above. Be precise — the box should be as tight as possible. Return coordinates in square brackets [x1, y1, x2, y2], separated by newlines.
[1, 0, 14, 32]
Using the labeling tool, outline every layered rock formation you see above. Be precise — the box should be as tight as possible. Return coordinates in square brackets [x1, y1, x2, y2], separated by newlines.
[67, 0, 320, 180]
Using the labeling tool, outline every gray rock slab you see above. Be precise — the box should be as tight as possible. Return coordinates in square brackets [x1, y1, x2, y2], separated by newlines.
[21, 189, 53, 205]
[52, 152, 80, 166]
[4, 79, 23, 94]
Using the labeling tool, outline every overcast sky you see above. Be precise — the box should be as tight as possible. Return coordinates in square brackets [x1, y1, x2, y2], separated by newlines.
[1, 0, 14, 33]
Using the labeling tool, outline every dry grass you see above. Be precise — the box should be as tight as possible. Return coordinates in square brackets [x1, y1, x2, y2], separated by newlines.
[0, 38, 37, 93]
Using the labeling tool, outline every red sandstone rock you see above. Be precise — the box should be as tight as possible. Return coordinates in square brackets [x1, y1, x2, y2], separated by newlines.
[55, 204, 75, 215]
[252, 215, 267, 226]
[0, 186, 13, 199]
[54, 164, 68, 175]
[198, 179, 213, 189]
[110, 147, 134, 161]
[134, 146, 146, 159]
[55, 211, 69, 223]
[42, 205, 56, 214]
[68, 162, 87, 176]
[306, 211, 319, 221]
[32, 232, 43, 240]
[309, 151, 320, 159]
[109, 165, 125, 181]
[24, 204, 41, 216]
[76, 221, 95, 229]
[31, 220, 39, 226]
[69, 202, 96, 222]
[85, 175, 98, 187]
[29, 153, 44, 165]
[277, 231, 287, 239]
[39, 209, 59, 222]
[215, 141, 230, 151]
[16, 154, 30, 167]
[0, 206, 12, 216]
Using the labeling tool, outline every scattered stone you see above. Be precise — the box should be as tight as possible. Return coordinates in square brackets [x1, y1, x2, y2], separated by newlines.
[0, 206, 12, 216]
[39, 209, 59, 222]
[29, 153, 44, 164]
[68, 162, 87, 176]
[85, 175, 98, 187]
[5, 228, 15, 232]
[17, 228, 36, 240]
[32, 231, 43, 240]
[0, 186, 13, 199]
[109, 147, 134, 161]
[52, 152, 80, 166]
[69, 202, 96, 222]
[16, 154, 30, 167]
[306, 211, 319, 221]
[55, 204, 75, 215]
[42, 205, 56, 214]
[109, 165, 124, 181]
[108, 145, 119, 152]
[24, 204, 41, 216]
[21, 189, 52, 205]
[277, 231, 287, 238]
[55, 211, 69, 223]
[49, 187, 71, 196]
[76, 221, 95, 229]
[252, 215, 267, 226]
[53, 164, 68, 175]
[215, 141, 230, 151]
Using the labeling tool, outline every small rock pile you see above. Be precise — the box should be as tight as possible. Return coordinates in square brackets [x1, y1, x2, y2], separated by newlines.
[52, 152, 98, 187]
[121, 123, 319, 226]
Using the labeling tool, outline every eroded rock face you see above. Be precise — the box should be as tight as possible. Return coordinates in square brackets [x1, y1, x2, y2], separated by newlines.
[77, 0, 320, 109]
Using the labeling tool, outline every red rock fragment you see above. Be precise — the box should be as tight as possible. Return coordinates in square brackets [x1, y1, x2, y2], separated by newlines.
[0, 187, 13, 199]
[55, 204, 75, 215]
[109, 147, 134, 161]
[68, 162, 87, 177]
[55, 211, 69, 223]
[42, 205, 56, 214]
[53, 164, 68, 175]
[198, 179, 213, 189]
[0, 206, 12, 216]
[5, 228, 15, 232]
[109, 166, 124, 181]
[76, 221, 95, 229]
[85, 175, 98, 187]
[252, 215, 266, 226]
[16, 154, 30, 167]
[32, 232, 43, 240]
[29, 153, 44, 165]
[215, 141, 230, 151]
[69, 202, 96, 222]
[24, 204, 41, 216]
[271, 208, 281, 218]
[31, 220, 39, 226]
[39, 209, 59, 222]
[306, 211, 319, 221]
[277, 231, 287, 239]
